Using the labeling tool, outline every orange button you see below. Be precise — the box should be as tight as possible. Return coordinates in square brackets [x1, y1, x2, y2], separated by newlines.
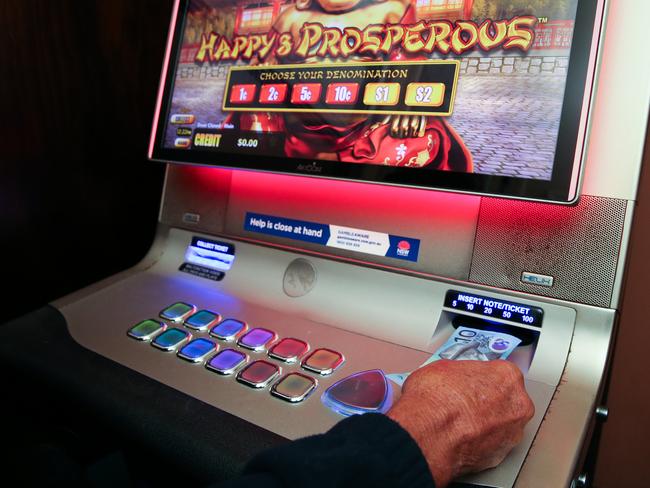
[291, 83, 322, 104]
[325, 83, 359, 105]
[230, 84, 257, 104]
[259, 84, 288, 104]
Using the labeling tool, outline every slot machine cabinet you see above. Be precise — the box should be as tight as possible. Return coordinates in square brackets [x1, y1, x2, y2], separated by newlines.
[1, 0, 648, 487]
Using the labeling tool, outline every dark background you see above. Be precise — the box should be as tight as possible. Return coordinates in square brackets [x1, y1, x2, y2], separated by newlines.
[1, 1, 648, 486]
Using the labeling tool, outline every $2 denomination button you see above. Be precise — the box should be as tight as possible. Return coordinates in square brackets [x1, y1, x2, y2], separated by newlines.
[404, 83, 445, 107]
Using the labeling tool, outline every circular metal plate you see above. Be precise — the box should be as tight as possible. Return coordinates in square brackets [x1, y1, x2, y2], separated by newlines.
[283, 258, 317, 297]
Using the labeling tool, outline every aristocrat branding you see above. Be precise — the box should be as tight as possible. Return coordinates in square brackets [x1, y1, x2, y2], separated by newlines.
[296, 162, 323, 173]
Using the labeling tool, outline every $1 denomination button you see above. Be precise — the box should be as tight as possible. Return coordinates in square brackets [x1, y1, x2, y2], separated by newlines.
[363, 83, 400, 106]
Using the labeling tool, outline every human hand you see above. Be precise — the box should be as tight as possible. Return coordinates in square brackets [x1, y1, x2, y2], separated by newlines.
[387, 360, 535, 487]
[388, 114, 427, 138]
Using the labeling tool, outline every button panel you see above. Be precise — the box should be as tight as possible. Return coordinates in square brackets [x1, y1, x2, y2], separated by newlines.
[128, 302, 346, 406]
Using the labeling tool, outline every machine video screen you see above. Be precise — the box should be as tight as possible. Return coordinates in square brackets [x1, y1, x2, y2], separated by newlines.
[150, 0, 604, 202]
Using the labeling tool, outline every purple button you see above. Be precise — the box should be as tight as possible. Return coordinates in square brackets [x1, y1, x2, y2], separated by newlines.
[206, 348, 247, 375]
[237, 328, 277, 351]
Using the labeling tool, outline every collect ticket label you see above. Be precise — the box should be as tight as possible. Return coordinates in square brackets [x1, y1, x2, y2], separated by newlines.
[244, 212, 420, 262]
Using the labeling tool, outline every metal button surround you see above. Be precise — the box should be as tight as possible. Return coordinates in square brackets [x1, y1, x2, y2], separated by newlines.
[160, 302, 197, 322]
[177, 338, 217, 363]
[151, 328, 192, 352]
[127, 319, 166, 341]
[237, 360, 281, 388]
[271, 373, 317, 403]
[268, 338, 309, 363]
[238, 328, 277, 352]
[210, 319, 248, 341]
[184, 310, 221, 331]
[206, 348, 248, 375]
[302, 348, 344, 375]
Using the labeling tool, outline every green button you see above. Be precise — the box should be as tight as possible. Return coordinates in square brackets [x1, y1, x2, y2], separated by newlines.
[127, 320, 165, 341]
[160, 302, 196, 322]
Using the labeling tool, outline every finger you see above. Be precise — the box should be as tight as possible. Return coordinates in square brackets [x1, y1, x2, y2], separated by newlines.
[409, 115, 419, 138]
[400, 115, 410, 138]
[391, 116, 401, 137]
[418, 116, 426, 138]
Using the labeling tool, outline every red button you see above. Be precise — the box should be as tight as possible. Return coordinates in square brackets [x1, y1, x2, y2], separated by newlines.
[259, 84, 288, 104]
[325, 83, 359, 105]
[230, 84, 257, 104]
[291, 83, 322, 104]
[269, 338, 309, 362]
[237, 360, 280, 388]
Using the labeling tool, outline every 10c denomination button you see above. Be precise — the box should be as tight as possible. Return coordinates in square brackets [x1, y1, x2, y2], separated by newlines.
[325, 83, 359, 105]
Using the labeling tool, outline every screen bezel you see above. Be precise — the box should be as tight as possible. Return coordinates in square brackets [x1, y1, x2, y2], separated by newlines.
[150, 0, 604, 203]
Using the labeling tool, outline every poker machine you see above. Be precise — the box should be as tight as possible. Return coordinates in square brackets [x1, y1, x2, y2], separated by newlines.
[3, 0, 649, 486]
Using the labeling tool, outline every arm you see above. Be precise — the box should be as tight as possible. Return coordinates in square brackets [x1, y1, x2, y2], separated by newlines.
[214, 360, 533, 488]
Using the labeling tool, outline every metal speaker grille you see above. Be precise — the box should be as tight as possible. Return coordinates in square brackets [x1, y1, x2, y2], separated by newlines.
[469, 196, 628, 307]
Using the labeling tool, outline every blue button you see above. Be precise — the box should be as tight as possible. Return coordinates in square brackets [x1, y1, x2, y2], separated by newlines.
[177, 338, 217, 362]
[152, 328, 191, 351]
[210, 319, 247, 341]
[160, 302, 196, 322]
[185, 310, 221, 330]
[206, 348, 248, 375]
[238, 328, 277, 351]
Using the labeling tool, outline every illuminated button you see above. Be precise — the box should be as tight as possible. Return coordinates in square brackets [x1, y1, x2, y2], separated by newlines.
[325, 83, 359, 105]
[174, 137, 191, 148]
[127, 319, 166, 341]
[322, 369, 392, 416]
[151, 328, 191, 352]
[170, 114, 196, 124]
[259, 83, 288, 104]
[185, 310, 221, 331]
[206, 348, 248, 375]
[177, 338, 217, 363]
[302, 348, 344, 375]
[404, 82, 445, 107]
[160, 302, 196, 323]
[268, 338, 309, 363]
[237, 360, 280, 388]
[271, 373, 317, 403]
[291, 83, 322, 104]
[238, 328, 277, 352]
[230, 84, 257, 104]
[363, 83, 400, 106]
[210, 319, 247, 341]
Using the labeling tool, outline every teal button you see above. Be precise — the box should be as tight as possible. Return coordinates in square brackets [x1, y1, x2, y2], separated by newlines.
[127, 320, 165, 341]
[160, 302, 196, 322]
[185, 310, 221, 330]
[152, 328, 191, 351]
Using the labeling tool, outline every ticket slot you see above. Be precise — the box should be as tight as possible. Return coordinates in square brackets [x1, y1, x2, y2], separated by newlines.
[222, 61, 459, 116]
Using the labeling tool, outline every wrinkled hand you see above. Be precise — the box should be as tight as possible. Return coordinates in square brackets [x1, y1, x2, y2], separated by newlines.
[387, 360, 535, 487]
[388, 114, 427, 138]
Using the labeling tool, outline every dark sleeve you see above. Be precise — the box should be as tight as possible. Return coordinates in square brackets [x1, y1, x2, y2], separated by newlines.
[212, 413, 435, 488]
